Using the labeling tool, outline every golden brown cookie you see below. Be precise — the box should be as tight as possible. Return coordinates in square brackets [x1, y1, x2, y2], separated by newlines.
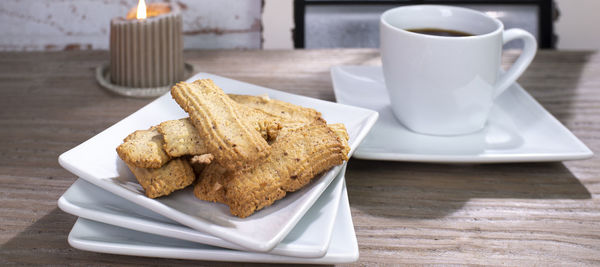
[238, 105, 282, 142]
[230, 94, 331, 142]
[171, 79, 271, 170]
[190, 153, 214, 165]
[328, 123, 350, 160]
[126, 158, 196, 198]
[159, 94, 323, 158]
[228, 94, 323, 124]
[116, 127, 171, 169]
[224, 123, 349, 218]
[158, 118, 209, 157]
[188, 153, 214, 175]
[158, 115, 279, 159]
[193, 162, 230, 204]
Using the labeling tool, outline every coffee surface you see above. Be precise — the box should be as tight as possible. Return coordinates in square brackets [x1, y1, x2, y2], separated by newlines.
[407, 28, 473, 37]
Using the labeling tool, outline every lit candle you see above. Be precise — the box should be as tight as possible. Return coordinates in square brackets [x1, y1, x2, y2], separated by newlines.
[109, 0, 183, 88]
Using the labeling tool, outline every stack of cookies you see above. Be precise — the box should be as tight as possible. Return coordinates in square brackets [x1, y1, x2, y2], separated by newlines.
[116, 79, 350, 218]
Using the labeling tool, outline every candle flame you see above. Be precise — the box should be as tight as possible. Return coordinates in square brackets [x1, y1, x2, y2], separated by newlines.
[136, 0, 147, 19]
[126, 1, 170, 20]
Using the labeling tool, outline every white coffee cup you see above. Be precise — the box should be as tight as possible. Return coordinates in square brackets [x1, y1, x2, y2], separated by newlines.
[380, 5, 537, 135]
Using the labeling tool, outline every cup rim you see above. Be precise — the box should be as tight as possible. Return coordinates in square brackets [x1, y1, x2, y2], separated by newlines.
[380, 5, 504, 39]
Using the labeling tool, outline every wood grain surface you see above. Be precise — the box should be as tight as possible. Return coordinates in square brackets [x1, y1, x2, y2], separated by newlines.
[0, 49, 599, 266]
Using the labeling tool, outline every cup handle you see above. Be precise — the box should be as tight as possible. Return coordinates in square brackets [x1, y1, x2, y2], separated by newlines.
[494, 29, 538, 98]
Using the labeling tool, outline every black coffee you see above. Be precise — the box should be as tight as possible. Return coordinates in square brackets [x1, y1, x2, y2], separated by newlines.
[407, 28, 473, 37]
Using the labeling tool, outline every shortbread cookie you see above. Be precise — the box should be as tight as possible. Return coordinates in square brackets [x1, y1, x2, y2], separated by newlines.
[171, 79, 270, 170]
[159, 117, 279, 158]
[228, 94, 323, 124]
[127, 158, 195, 198]
[231, 94, 326, 138]
[158, 118, 209, 157]
[188, 153, 214, 175]
[190, 153, 214, 165]
[230, 94, 329, 141]
[159, 115, 279, 158]
[224, 123, 349, 218]
[328, 123, 350, 159]
[240, 106, 282, 142]
[116, 127, 171, 169]
[159, 94, 325, 159]
[194, 123, 351, 216]
[193, 162, 230, 204]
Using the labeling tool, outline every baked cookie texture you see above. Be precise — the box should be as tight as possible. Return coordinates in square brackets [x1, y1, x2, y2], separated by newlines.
[228, 94, 323, 124]
[157, 93, 325, 159]
[127, 158, 195, 198]
[230, 94, 326, 137]
[158, 118, 209, 157]
[158, 116, 278, 160]
[328, 123, 351, 157]
[193, 162, 230, 204]
[115, 79, 351, 217]
[239, 105, 282, 142]
[189, 153, 214, 175]
[198, 123, 350, 218]
[171, 79, 270, 170]
[116, 127, 171, 168]
[117, 123, 207, 198]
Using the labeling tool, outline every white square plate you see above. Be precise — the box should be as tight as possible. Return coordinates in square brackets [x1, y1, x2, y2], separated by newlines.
[331, 65, 593, 163]
[59, 72, 378, 252]
[58, 164, 346, 258]
[67, 182, 359, 264]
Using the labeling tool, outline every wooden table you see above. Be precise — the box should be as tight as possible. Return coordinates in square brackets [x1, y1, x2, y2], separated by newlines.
[1, 49, 599, 266]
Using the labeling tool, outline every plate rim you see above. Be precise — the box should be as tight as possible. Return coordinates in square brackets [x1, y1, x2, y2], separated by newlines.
[57, 165, 347, 258]
[66, 181, 359, 264]
[331, 65, 594, 163]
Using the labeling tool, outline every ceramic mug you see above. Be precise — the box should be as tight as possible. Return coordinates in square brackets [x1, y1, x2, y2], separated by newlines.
[380, 5, 537, 135]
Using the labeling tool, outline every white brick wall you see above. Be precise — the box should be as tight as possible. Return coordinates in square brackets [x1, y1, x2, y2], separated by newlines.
[0, 0, 262, 51]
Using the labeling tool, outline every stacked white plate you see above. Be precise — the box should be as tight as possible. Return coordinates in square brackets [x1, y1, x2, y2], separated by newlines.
[57, 73, 379, 264]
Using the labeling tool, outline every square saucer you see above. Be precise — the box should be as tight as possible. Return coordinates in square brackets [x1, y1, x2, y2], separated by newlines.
[67, 181, 359, 264]
[59, 72, 377, 252]
[331, 65, 593, 163]
[58, 164, 346, 258]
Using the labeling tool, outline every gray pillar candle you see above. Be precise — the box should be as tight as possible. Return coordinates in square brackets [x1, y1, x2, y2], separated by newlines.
[110, 2, 183, 88]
